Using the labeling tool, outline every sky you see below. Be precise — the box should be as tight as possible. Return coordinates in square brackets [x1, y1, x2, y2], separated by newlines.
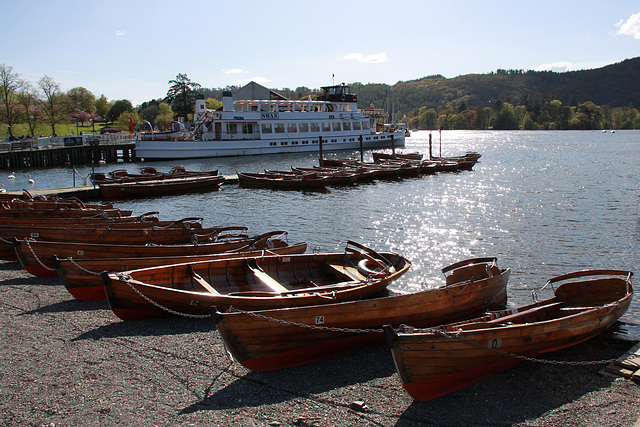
[2, 0, 639, 106]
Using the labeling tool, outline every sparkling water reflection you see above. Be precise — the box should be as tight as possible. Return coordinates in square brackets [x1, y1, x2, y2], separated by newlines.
[5, 130, 639, 336]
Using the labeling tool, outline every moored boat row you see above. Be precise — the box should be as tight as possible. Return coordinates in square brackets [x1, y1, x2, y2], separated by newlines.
[0, 190, 633, 404]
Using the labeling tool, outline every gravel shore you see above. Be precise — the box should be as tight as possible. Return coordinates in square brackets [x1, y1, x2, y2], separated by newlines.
[1, 259, 639, 427]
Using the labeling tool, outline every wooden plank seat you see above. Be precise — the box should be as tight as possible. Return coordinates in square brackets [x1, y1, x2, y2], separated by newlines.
[324, 263, 367, 282]
[245, 258, 289, 293]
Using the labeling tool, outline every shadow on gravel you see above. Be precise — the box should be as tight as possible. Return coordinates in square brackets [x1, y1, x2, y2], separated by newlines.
[395, 336, 630, 426]
[20, 298, 108, 315]
[181, 343, 396, 413]
[0, 260, 21, 270]
[72, 316, 212, 341]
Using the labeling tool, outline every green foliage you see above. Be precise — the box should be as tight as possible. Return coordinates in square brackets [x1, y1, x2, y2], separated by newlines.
[166, 73, 201, 119]
[107, 99, 133, 123]
[115, 111, 141, 133]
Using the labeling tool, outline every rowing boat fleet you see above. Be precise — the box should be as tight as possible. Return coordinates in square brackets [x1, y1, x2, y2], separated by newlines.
[237, 151, 481, 190]
[0, 190, 634, 401]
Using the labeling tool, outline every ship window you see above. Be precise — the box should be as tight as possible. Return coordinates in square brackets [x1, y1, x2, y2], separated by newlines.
[299, 123, 309, 132]
[332, 123, 341, 131]
[243, 123, 254, 134]
[343, 122, 351, 131]
[352, 121, 361, 130]
[287, 123, 297, 133]
[274, 124, 285, 133]
[228, 123, 238, 134]
[280, 141, 288, 145]
[362, 121, 370, 129]
[261, 123, 272, 133]
[322, 122, 331, 132]
[310, 123, 320, 132]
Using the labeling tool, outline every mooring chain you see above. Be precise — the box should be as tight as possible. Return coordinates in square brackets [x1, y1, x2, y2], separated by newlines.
[430, 328, 621, 366]
[230, 308, 381, 334]
[117, 273, 210, 319]
[230, 308, 626, 366]
[25, 239, 56, 271]
[67, 257, 102, 276]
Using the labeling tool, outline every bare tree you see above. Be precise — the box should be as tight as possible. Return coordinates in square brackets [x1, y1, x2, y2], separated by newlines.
[38, 75, 65, 135]
[18, 83, 41, 137]
[0, 64, 26, 138]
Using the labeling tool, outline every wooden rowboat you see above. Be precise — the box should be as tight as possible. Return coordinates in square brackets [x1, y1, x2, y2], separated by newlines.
[212, 257, 510, 371]
[11, 229, 283, 277]
[103, 241, 411, 321]
[53, 241, 308, 301]
[99, 174, 225, 198]
[0, 216, 202, 260]
[385, 269, 633, 401]
[237, 171, 329, 190]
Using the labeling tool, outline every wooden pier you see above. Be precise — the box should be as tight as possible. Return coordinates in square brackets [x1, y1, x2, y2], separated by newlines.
[0, 142, 137, 170]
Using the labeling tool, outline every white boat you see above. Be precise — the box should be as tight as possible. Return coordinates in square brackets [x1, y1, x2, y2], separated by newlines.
[135, 83, 406, 159]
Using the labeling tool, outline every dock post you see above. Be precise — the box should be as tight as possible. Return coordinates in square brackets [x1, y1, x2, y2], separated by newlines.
[391, 134, 395, 156]
[319, 136, 323, 166]
[429, 133, 433, 159]
[359, 134, 363, 161]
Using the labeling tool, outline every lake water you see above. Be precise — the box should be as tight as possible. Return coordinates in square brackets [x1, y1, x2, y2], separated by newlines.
[4, 130, 639, 336]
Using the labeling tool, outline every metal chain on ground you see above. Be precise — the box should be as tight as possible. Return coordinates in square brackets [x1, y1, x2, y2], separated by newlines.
[25, 239, 56, 272]
[116, 273, 210, 319]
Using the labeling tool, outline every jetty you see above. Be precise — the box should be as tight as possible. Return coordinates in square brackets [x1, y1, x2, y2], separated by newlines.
[0, 135, 136, 170]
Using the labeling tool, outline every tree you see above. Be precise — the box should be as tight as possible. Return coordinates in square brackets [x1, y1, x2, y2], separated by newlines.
[115, 111, 141, 133]
[17, 83, 42, 136]
[106, 99, 133, 123]
[38, 75, 67, 135]
[67, 87, 96, 113]
[165, 73, 201, 119]
[205, 97, 223, 110]
[155, 102, 173, 130]
[95, 95, 111, 123]
[0, 64, 26, 137]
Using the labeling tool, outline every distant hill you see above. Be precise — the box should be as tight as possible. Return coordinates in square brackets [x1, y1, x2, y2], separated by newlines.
[384, 57, 640, 115]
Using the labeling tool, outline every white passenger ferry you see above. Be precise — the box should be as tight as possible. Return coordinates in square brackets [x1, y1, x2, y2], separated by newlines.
[135, 83, 406, 159]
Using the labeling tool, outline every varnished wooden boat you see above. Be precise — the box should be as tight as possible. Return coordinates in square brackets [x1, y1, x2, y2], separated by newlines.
[372, 152, 423, 162]
[54, 241, 308, 301]
[237, 171, 329, 190]
[99, 174, 225, 198]
[92, 166, 218, 184]
[0, 211, 160, 259]
[212, 257, 510, 371]
[11, 228, 280, 277]
[103, 241, 411, 321]
[385, 269, 633, 401]
[0, 215, 199, 260]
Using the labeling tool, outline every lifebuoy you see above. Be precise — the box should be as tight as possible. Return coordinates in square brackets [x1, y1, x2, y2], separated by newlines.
[341, 95, 345, 101]
[357, 258, 388, 279]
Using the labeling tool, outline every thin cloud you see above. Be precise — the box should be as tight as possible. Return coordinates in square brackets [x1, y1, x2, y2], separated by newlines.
[534, 62, 572, 72]
[224, 68, 247, 74]
[616, 12, 640, 39]
[115, 30, 126, 36]
[342, 52, 388, 63]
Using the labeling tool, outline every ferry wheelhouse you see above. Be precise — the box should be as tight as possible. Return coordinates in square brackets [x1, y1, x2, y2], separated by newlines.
[135, 83, 406, 159]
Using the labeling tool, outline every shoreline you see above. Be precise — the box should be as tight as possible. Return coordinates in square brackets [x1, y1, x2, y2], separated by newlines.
[1, 259, 639, 426]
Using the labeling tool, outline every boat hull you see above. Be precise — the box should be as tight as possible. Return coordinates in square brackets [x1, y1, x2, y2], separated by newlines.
[213, 260, 510, 371]
[135, 132, 405, 160]
[386, 271, 633, 401]
[54, 242, 307, 301]
[104, 247, 411, 320]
